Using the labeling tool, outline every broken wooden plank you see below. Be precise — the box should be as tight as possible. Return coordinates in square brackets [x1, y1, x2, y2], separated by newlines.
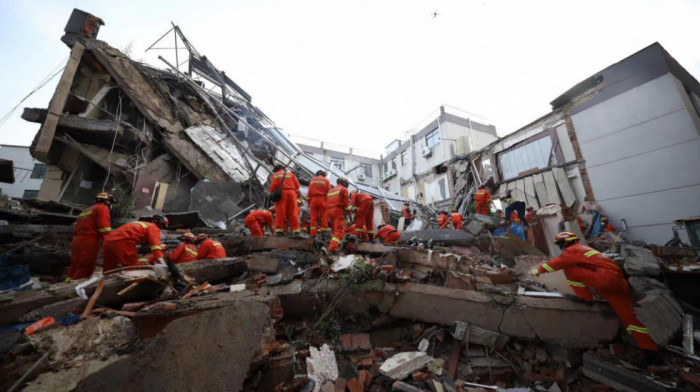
[33, 42, 85, 161]
[523, 175, 540, 209]
[532, 173, 550, 206]
[552, 167, 576, 207]
[81, 279, 104, 320]
[542, 170, 562, 205]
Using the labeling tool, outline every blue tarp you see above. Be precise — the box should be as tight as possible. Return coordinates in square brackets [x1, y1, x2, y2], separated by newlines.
[492, 222, 526, 241]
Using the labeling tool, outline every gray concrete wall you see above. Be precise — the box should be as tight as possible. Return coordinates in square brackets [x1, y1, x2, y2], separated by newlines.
[0, 145, 45, 198]
[571, 73, 700, 245]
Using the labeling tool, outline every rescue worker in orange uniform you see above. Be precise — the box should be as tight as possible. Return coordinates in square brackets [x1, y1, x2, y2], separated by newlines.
[531, 232, 661, 365]
[67, 192, 116, 280]
[525, 206, 535, 225]
[245, 209, 274, 237]
[601, 216, 615, 233]
[269, 164, 301, 235]
[307, 170, 332, 238]
[504, 190, 529, 227]
[402, 202, 413, 227]
[345, 223, 369, 242]
[437, 211, 449, 229]
[474, 185, 491, 215]
[377, 225, 401, 245]
[450, 210, 463, 230]
[351, 190, 375, 241]
[169, 233, 199, 264]
[138, 244, 168, 265]
[195, 234, 227, 260]
[102, 216, 168, 272]
[327, 177, 352, 252]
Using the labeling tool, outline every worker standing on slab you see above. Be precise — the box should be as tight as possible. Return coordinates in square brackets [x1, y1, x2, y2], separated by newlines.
[351, 190, 375, 241]
[168, 233, 198, 264]
[67, 192, 116, 280]
[450, 210, 463, 230]
[437, 211, 449, 229]
[402, 202, 413, 227]
[531, 232, 661, 365]
[376, 224, 401, 245]
[474, 185, 491, 215]
[195, 234, 227, 260]
[102, 216, 168, 272]
[244, 209, 274, 237]
[269, 164, 301, 236]
[307, 170, 331, 238]
[327, 177, 351, 252]
[504, 190, 529, 227]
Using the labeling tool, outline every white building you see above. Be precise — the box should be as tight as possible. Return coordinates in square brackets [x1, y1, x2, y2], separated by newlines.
[0, 145, 46, 199]
[381, 106, 498, 208]
[297, 143, 382, 188]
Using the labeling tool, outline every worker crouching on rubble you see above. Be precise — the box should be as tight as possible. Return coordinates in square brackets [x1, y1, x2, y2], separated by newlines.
[66, 192, 116, 280]
[376, 224, 401, 245]
[531, 231, 662, 366]
[350, 190, 375, 241]
[195, 234, 227, 260]
[102, 215, 169, 272]
[138, 244, 168, 265]
[450, 210, 463, 230]
[244, 208, 274, 237]
[327, 177, 352, 252]
[269, 164, 301, 236]
[437, 211, 450, 229]
[169, 233, 198, 264]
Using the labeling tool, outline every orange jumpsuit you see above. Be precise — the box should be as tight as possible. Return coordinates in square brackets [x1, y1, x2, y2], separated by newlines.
[351, 192, 375, 238]
[269, 169, 301, 234]
[169, 244, 198, 264]
[327, 184, 351, 252]
[437, 213, 449, 229]
[526, 210, 534, 224]
[537, 243, 657, 351]
[102, 221, 163, 272]
[605, 223, 615, 233]
[345, 224, 369, 241]
[307, 175, 331, 237]
[68, 203, 112, 279]
[197, 238, 227, 260]
[475, 188, 491, 215]
[377, 225, 401, 244]
[451, 213, 463, 230]
[245, 210, 274, 237]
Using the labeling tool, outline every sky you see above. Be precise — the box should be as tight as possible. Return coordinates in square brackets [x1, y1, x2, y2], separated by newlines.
[1, 0, 699, 158]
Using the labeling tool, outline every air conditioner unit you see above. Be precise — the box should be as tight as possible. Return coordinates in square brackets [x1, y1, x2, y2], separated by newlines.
[421, 148, 432, 158]
[385, 169, 396, 178]
[357, 173, 366, 181]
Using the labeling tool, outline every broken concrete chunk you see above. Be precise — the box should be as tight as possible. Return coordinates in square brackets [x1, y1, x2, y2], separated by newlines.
[380, 351, 432, 380]
[621, 245, 661, 276]
[635, 289, 683, 346]
[628, 276, 666, 294]
[307, 344, 339, 392]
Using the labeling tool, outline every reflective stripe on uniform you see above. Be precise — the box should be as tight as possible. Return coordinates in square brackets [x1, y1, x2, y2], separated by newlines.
[79, 210, 93, 218]
[310, 180, 326, 185]
[185, 248, 198, 256]
[138, 258, 149, 263]
[331, 237, 340, 243]
[567, 280, 586, 287]
[345, 206, 352, 210]
[367, 230, 375, 234]
[542, 263, 555, 272]
[292, 230, 300, 234]
[150, 245, 162, 251]
[355, 228, 364, 232]
[212, 241, 222, 247]
[98, 227, 112, 233]
[584, 250, 600, 257]
[275, 229, 284, 232]
[310, 226, 317, 230]
[627, 325, 649, 334]
[327, 191, 340, 196]
[131, 221, 148, 228]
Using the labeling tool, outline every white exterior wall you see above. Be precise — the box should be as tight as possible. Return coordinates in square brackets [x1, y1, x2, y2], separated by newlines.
[571, 73, 700, 245]
[0, 145, 45, 199]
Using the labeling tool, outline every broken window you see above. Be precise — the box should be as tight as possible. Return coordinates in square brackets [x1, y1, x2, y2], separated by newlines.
[23, 190, 39, 199]
[426, 128, 440, 149]
[30, 163, 46, 179]
[330, 157, 344, 171]
[497, 132, 557, 181]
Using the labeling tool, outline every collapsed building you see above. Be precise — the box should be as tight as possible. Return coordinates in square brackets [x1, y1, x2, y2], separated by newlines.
[1, 8, 700, 392]
[21, 9, 418, 227]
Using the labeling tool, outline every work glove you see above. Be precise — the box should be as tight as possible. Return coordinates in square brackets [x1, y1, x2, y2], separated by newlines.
[156, 257, 166, 265]
[530, 269, 540, 277]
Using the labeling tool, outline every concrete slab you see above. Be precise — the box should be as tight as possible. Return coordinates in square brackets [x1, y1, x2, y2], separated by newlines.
[398, 229, 474, 246]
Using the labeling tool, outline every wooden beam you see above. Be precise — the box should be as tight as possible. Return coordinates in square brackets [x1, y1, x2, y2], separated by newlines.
[33, 42, 85, 161]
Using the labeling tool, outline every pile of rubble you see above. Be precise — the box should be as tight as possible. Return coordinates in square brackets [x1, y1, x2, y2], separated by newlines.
[1, 218, 699, 392]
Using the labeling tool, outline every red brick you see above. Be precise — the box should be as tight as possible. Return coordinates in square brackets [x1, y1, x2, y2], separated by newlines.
[346, 378, 363, 392]
[335, 377, 347, 392]
[341, 333, 371, 352]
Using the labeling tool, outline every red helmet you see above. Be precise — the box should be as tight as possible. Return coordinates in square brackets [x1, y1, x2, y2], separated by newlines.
[96, 192, 117, 205]
[152, 215, 169, 229]
[195, 234, 208, 244]
[554, 231, 579, 246]
[181, 232, 195, 242]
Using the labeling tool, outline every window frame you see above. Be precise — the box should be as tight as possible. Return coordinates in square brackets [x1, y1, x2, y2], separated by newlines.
[23, 189, 39, 199]
[30, 163, 46, 179]
[330, 157, 344, 171]
[496, 129, 563, 181]
[400, 150, 408, 165]
[425, 128, 440, 149]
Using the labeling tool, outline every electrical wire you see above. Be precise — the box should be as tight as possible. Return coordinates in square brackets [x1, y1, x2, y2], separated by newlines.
[102, 92, 123, 190]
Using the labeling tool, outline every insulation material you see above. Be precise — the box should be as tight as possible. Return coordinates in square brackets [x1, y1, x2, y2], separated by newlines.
[552, 167, 576, 207]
